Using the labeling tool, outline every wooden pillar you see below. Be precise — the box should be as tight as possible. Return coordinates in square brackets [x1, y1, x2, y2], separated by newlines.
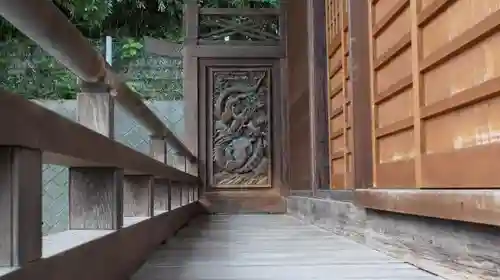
[0, 147, 42, 266]
[349, 0, 373, 188]
[183, 1, 199, 157]
[150, 136, 171, 212]
[307, 0, 330, 194]
[70, 82, 123, 230]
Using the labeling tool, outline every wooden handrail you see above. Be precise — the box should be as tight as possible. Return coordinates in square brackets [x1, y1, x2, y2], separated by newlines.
[0, 0, 197, 163]
[0, 90, 197, 183]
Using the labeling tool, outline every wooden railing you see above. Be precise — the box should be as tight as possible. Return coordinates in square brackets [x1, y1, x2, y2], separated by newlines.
[0, 0, 203, 276]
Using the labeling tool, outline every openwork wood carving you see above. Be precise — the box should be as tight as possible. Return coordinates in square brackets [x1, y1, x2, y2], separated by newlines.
[210, 68, 271, 187]
[199, 14, 280, 44]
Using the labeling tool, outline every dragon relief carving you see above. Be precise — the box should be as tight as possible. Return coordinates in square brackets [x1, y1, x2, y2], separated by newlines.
[212, 71, 270, 185]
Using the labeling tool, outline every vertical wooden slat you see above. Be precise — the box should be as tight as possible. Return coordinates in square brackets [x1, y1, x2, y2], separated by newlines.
[350, 0, 374, 188]
[0, 147, 42, 267]
[368, 1, 378, 186]
[150, 136, 171, 213]
[70, 82, 123, 230]
[410, 0, 423, 187]
[123, 175, 154, 217]
[340, 0, 349, 188]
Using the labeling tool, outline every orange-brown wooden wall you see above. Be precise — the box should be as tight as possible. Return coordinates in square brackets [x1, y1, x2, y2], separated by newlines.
[327, 0, 500, 189]
[326, 0, 353, 189]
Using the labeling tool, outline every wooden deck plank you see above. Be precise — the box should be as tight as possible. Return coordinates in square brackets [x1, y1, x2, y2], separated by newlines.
[132, 215, 441, 280]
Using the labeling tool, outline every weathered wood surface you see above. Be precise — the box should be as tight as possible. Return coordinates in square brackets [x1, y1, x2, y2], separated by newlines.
[288, 196, 500, 280]
[133, 215, 439, 280]
[0, 91, 196, 182]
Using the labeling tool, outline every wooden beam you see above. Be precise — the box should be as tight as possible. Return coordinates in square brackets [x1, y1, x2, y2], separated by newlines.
[355, 189, 500, 227]
[0, 147, 42, 267]
[199, 8, 280, 16]
[0, 91, 196, 182]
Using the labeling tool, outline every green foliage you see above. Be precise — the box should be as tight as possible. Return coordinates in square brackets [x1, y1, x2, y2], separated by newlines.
[0, 0, 279, 100]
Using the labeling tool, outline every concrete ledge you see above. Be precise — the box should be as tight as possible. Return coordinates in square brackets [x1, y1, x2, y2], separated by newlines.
[287, 196, 500, 280]
[0, 202, 206, 280]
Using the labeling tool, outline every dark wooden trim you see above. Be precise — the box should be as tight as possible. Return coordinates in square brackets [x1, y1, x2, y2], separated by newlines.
[417, 0, 457, 27]
[421, 76, 500, 120]
[372, 0, 410, 37]
[349, 0, 373, 189]
[355, 189, 500, 227]
[199, 7, 280, 16]
[374, 75, 412, 104]
[422, 143, 500, 188]
[193, 45, 285, 58]
[374, 33, 411, 70]
[420, 9, 500, 73]
[308, 0, 330, 194]
[375, 117, 413, 138]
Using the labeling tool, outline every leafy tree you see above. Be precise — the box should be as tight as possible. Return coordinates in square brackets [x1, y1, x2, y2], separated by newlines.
[0, 0, 279, 99]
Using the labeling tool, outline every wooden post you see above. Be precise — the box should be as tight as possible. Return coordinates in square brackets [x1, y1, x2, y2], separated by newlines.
[0, 147, 42, 266]
[307, 0, 330, 194]
[70, 82, 124, 230]
[150, 136, 171, 213]
[183, 0, 199, 157]
[123, 175, 154, 217]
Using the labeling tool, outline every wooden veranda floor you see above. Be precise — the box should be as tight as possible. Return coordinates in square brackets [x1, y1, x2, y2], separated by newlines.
[132, 215, 441, 280]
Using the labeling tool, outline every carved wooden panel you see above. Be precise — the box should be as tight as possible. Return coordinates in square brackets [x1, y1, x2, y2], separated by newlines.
[198, 10, 280, 45]
[208, 67, 272, 188]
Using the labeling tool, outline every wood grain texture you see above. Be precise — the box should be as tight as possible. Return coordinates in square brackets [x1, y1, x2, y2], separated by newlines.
[77, 90, 114, 139]
[154, 181, 171, 212]
[288, 196, 500, 280]
[69, 167, 124, 230]
[0, 91, 196, 182]
[124, 175, 154, 217]
[200, 191, 285, 214]
[0, 147, 42, 267]
[133, 214, 438, 280]
[0, 204, 205, 280]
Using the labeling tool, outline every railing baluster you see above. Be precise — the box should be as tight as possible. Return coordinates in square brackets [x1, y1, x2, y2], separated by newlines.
[0, 147, 42, 267]
[150, 136, 171, 213]
[123, 175, 154, 217]
[69, 82, 124, 230]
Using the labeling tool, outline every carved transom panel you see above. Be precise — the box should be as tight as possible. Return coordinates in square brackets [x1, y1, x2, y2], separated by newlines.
[199, 14, 280, 43]
[210, 68, 271, 187]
